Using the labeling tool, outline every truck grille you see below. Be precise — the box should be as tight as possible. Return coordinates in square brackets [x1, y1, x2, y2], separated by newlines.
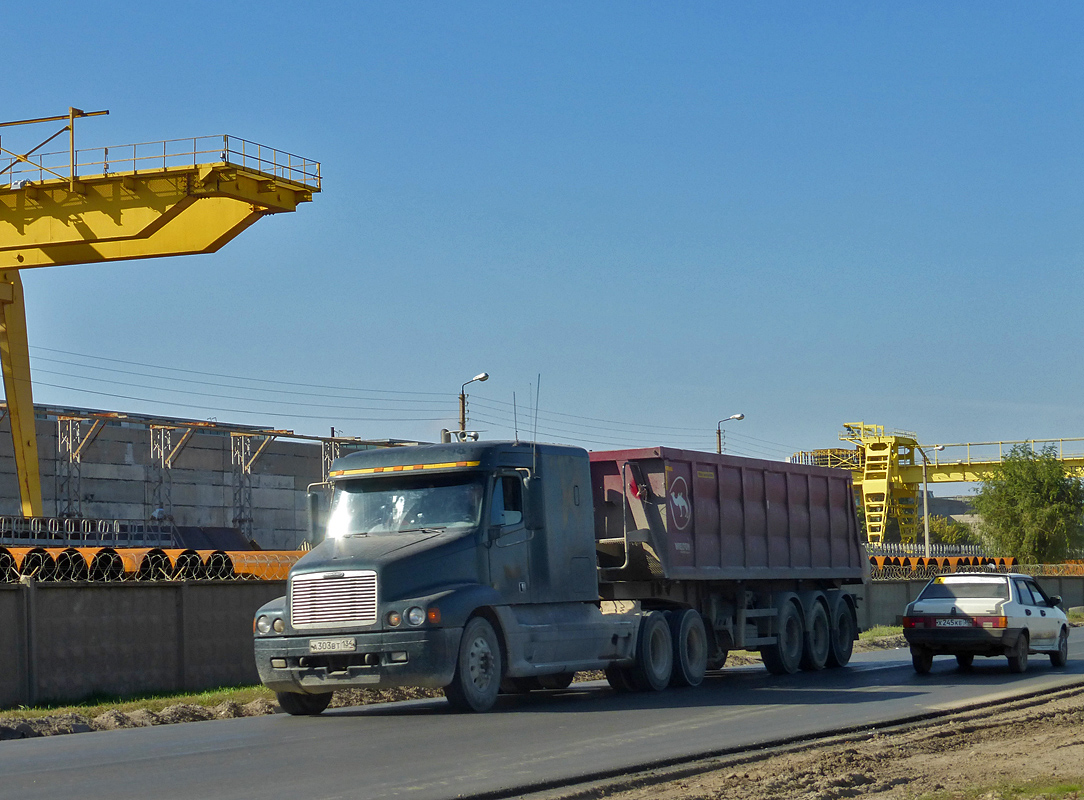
[290, 570, 378, 629]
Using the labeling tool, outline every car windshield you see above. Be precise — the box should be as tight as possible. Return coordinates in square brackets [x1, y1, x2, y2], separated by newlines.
[326, 473, 485, 538]
[918, 578, 1009, 601]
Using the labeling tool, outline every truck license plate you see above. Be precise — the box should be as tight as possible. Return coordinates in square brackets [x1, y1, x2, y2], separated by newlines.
[935, 618, 970, 627]
[309, 637, 357, 653]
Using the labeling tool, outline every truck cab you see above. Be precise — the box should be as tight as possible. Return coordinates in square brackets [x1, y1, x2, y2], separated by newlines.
[254, 441, 639, 714]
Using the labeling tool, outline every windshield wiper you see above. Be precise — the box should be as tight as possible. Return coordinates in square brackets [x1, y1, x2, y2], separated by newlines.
[397, 526, 448, 534]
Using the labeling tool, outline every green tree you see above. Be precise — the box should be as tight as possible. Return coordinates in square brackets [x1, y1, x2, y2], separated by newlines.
[972, 444, 1084, 563]
[927, 514, 975, 546]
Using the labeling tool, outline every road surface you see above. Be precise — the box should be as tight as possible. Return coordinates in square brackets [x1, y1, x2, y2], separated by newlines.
[2, 630, 1082, 800]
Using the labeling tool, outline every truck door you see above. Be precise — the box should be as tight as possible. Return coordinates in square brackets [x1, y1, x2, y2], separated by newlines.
[486, 472, 533, 604]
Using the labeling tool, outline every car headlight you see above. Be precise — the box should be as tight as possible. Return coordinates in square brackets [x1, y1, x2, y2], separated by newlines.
[256, 615, 272, 634]
[406, 606, 425, 626]
[387, 611, 402, 627]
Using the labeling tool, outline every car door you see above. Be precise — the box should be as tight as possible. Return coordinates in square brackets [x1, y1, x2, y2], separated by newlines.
[485, 472, 533, 604]
[1023, 579, 1059, 648]
[1012, 578, 1052, 648]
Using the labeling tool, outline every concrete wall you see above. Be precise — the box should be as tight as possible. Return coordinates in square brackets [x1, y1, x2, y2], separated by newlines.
[0, 411, 325, 549]
[0, 580, 285, 708]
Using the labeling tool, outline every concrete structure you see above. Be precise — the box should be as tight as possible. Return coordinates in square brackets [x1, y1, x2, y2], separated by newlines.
[0, 404, 407, 549]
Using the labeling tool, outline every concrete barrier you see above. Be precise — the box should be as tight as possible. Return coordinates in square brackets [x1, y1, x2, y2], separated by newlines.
[0, 580, 284, 708]
[2, 575, 1081, 709]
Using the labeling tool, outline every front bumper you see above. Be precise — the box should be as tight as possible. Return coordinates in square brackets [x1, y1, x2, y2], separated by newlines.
[255, 627, 461, 694]
[904, 627, 1025, 656]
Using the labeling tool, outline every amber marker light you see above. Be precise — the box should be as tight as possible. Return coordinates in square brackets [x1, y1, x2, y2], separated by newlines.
[427, 608, 441, 624]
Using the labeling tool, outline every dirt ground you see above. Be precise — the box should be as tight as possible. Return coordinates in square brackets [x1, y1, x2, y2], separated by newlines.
[583, 685, 1084, 800]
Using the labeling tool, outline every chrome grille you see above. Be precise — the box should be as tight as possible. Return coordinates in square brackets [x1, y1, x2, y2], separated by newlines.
[290, 570, 378, 629]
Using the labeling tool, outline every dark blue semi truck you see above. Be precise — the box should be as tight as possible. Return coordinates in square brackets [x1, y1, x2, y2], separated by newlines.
[254, 441, 867, 714]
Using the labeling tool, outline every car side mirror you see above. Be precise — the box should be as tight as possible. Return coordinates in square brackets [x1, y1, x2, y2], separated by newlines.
[487, 525, 502, 543]
[1048, 595, 1062, 608]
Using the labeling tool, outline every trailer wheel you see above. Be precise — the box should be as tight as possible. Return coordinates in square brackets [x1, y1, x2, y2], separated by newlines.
[762, 600, 804, 675]
[799, 602, 830, 671]
[629, 611, 673, 691]
[826, 601, 856, 668]
[668, 609, 708, 687]
[276, 691, 331, 716]
[445, 617, 503, 712]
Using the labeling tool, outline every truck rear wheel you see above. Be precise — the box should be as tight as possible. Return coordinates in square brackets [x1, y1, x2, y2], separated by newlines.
[668, 608, 708, 687]
[629, 611, 673, 691]
[445, 617, 503, 712]
[605, 665, 637, 693]
[538, 672, 575, 690]
[762, 600, 804, 675]
[826, 601, 856, 668]
[276, 691, 331, 716]
[799, 602, 830, 671]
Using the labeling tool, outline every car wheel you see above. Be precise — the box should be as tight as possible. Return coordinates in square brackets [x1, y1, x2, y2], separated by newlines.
[1050, 627, 1070, 668]
[955, 653, 974, 670]
[445, 617, 503, 712]
[911, 645, 933, 675]
[1007, 631, 1029, 674]
[276, 690, 332, 716]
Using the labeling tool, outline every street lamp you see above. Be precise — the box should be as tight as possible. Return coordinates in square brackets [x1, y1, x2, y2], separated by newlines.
[917, 444, 946, 559]
[716, 413, 745, 454]
[459, 372, 489, 433]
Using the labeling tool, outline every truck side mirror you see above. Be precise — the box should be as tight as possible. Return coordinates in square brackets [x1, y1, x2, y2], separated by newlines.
[307, 490, 325, 545]
[524, 476, 545, 531]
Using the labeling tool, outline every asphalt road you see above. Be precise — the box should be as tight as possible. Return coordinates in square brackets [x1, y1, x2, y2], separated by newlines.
[3, 630, 1083, 800]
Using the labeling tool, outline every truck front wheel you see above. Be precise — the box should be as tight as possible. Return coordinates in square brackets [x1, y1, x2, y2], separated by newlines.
[276, 691, 332, 716]
[445, 617, 504, 712]
[762, 600, 804, 675]
[668, 608, 708, 687]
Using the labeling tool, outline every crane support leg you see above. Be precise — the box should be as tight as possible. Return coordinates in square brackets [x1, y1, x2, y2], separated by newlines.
[0, 269, 42, 516]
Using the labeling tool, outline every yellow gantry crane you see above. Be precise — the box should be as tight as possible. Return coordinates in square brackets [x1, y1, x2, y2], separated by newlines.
[795, 422, 1084, 544]
[0, 107, 320, 517]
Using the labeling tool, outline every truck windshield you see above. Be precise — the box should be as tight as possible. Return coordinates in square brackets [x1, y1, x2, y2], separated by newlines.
[326, 472, 485, 537]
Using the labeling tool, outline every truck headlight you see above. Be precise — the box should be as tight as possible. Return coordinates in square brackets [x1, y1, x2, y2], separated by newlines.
[256, 615, 272, 634]
[407, 607, 425, 626]
[273, 618, 285, 633]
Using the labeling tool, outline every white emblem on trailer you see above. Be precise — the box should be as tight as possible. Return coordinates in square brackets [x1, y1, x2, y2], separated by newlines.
[669, 476, 692, 531]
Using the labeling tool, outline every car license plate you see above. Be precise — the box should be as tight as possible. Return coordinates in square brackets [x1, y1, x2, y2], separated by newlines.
[935, 618, 970, 627]
[309, 637, 357, 653]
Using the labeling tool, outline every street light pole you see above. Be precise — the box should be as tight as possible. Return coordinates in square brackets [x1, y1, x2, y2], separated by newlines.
[716, 413, 745, 454]
[459, 372, 489, 433]
[918, 444, 946, 559]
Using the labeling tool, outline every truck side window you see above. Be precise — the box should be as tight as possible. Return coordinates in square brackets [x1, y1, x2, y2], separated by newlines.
[491, 476, 523, 526]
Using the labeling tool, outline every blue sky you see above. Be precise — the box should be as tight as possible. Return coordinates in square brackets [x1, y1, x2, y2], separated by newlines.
[4, 3, 1083, 478]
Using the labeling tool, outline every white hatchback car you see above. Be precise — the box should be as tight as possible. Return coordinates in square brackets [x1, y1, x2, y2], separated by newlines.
[903, 573, 1070, 674]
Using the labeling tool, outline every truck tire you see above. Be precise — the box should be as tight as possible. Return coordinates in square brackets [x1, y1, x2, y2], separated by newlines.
[799, 602, 830, 671]
[445, 617, 503, 712]
[1007, 631, 1029, 674]
[605, 665, 637, 693]
[276, 691, 332, 716]
[762, 600, 804, 675]
[668, 608, 708, 687]
[538, 672, 575, 690]
[826, 601, 856, 668]
[629, 611, 674, 691]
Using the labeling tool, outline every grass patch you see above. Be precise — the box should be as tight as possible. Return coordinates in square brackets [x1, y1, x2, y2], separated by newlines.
[920, 778, 1083, 799]
[860, 624, 902, 641]
[1068, 608, 1084, 624]
[0, 685, 275, 721]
